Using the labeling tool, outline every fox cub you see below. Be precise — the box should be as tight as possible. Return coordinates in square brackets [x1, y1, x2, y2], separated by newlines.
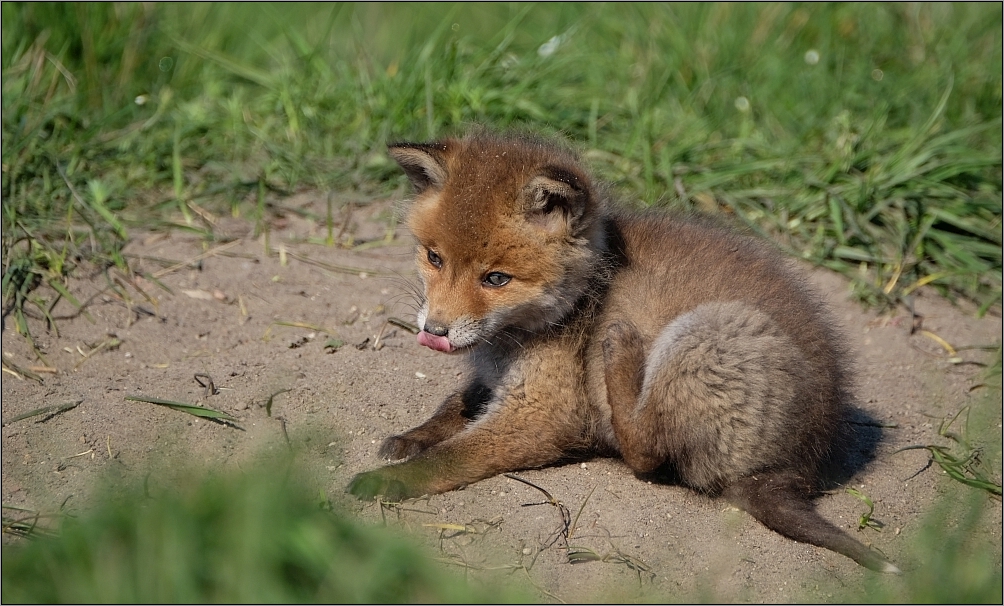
[348, 130, 897, 573]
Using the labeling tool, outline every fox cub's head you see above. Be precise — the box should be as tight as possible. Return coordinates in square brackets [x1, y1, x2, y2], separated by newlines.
[390, 131, 606, 353]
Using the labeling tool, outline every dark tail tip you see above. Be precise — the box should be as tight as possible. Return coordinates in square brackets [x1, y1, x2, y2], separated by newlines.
[723, 473, 898, 573]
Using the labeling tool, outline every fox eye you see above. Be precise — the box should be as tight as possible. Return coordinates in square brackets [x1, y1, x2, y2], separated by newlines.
[483, 271, 511, 287]
[427, 249, 443, 269]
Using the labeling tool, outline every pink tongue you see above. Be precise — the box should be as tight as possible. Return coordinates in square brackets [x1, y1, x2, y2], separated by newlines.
[417, 331, 454, 353]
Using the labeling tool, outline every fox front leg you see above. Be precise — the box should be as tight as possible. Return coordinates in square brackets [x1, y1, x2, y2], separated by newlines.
[378, 382, 492, 460]
[377, 391, 466, 461]
[349, 396, 572, 501]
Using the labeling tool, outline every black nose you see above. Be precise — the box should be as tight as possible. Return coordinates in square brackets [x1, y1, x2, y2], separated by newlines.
[423, 321, 449, 337]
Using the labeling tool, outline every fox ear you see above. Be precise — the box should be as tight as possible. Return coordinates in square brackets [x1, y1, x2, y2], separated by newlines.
[388, 142, 451, 193]
[523, 165, 591, 235]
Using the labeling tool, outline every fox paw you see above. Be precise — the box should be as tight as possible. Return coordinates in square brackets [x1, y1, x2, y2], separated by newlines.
[347, 470, 409, 502]
[378, 435, 427, 460]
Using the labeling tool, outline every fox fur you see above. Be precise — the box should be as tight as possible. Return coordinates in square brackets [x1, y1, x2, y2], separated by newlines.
[347, 129, 898, 573]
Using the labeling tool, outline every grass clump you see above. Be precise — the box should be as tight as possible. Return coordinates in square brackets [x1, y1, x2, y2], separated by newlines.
[1, 461, 521, 603]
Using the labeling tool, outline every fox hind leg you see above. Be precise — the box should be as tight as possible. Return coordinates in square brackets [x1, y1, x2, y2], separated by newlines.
[602, 321, 664, 472]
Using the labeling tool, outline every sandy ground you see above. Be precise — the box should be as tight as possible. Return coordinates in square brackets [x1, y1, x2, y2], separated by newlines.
[2, 192, 1001, 602]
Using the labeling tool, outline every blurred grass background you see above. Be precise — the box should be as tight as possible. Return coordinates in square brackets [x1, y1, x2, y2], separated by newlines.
[2, 455, 527, 603]
[2, 3, 1001, 603]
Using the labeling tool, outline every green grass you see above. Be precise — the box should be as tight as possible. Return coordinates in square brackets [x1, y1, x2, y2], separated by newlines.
[853, 490, 1002, 604]
[1, 456, 524, 603]
[2, 3, 1001, 331]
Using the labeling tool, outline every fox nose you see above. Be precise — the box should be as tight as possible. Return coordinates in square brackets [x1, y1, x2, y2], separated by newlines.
[423, 320, 449, 337]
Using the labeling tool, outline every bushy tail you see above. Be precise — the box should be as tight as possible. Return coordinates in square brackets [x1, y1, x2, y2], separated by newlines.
[722, 472, 900, 574]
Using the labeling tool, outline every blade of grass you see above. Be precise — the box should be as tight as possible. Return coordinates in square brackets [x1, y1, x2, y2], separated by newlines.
[2, 400, 82, 427]
[264, 388, 291, 418]
[125, 395, 237, 423]
[1, 359, 44, 383]
[46, 278, 95, 322]
[85, 179, 127, 240]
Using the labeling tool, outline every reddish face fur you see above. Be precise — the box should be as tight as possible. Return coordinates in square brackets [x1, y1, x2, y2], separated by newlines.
[392, 133, 604, 351]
